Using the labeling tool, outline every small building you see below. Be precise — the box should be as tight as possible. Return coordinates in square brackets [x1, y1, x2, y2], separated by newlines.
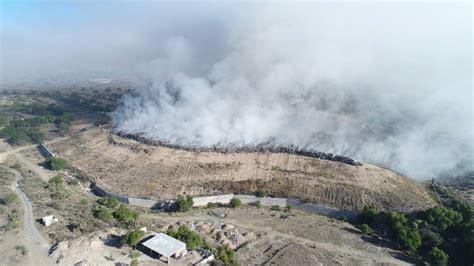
[141, 233, 187, 264]
[41, 215, 59, 226]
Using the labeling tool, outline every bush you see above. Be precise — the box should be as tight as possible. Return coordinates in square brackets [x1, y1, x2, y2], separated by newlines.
[48, 175, 69, 199]
[424, 206, 463, 231]
[130, 259, 139, 266]
[207, 202, 218, 209]
[175, 196, 193, 212]
[357, 224, 373, 235]
[15, 245, 28, 255]
[94, 207, 113, 221]
[3, 208, 21, 231]
[398, 228, 421, 252]
[167, 225, 202, 249]
[1, 193, 17, 205]
[46, 157, 68, 171]
[271, 205, 281, 211]
[10, 163, 21, 170]
[97, 197, 119, 208]
[114, 205, 139, 225]
[229, 198, 241, 208]
[255, 190, 267, 197]
[250, 201, 261, 208]
[383, 211, 421, 252]
[216, 245, 236, 264]
[360, 205, 379, 225]
[427, 247, 449, 266]
[284, 205, 292, 213]
[122, 229, 145, 248]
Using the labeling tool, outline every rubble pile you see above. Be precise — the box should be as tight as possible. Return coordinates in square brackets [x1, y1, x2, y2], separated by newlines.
[116, 132, 362, 166]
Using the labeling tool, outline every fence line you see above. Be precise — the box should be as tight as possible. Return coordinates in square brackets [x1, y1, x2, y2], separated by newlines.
[90, 183, 358, 221]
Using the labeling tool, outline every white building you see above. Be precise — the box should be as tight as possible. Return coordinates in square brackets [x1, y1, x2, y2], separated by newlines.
[41, 215, 59, 226]
[141, 233, 187, 264]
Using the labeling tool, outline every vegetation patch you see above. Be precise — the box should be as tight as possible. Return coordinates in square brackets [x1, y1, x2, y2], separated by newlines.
[167, 225, 202, 249]
[174, 195, 193, 212]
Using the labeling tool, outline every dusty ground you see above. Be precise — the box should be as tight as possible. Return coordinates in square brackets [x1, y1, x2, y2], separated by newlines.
[49, 127, 435, 212]
[49, 206, 416, 265]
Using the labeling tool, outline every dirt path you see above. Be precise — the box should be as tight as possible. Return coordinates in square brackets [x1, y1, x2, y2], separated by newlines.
[0, 137, 70, 164]
[157, 213, 408, 265]
[2, 166, 51, 265]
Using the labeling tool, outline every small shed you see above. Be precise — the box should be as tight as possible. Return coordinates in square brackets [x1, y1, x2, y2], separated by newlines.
[141, 233, 187, 263]
[41, 215, 59, 226]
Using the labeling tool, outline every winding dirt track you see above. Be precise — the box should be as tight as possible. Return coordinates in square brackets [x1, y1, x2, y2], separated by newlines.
[2, 165, 50, 265]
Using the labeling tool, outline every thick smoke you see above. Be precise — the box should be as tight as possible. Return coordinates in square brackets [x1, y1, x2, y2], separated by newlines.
[114, 3, 472, 180]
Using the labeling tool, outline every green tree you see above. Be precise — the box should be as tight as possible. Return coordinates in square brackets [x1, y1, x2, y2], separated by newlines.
[229, 198, 241, 208]
[122, 229, 145, 248]
[360, 205, 379, 225]
[94, 206, 112, 221]
[424, 206, 463, 231]
[47, 157, 68, 171]
[427, 247, 449, 266]
[255, 190, 267, 197]
[174, 195, 193, 212]
[113, 205, 139, 225]
[216, 245, 236, 265]
[167, 225, 202, 249]
[97, 197, 119, 208]
[357, 224, 373, 235]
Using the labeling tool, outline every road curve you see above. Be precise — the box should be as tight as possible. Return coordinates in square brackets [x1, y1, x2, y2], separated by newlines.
[2, 166, 50, 264]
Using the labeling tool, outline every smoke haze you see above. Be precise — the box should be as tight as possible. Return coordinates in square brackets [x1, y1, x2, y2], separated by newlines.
[2, 2, 472, 179]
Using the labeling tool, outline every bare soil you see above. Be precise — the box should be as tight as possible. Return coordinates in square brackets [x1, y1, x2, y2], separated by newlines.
[50, 127, 435, 212]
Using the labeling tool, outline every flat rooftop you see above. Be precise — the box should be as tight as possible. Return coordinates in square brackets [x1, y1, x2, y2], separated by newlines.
[142, 233, 186, 258]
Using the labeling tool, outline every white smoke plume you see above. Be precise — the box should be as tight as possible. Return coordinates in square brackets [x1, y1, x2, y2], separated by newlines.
[2, 1, 470, 179]
[114, 2, 472, 180]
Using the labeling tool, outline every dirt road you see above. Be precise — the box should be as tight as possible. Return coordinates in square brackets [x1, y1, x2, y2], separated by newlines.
[0, 137, 70, 164]
[2, 166, 50, 265]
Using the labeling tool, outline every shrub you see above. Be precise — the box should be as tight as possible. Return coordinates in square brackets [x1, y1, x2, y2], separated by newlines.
[229, 198, 241, 208]
[10, 163, 21, 170]
[424, 206, 463, 231]
[46, 157, 68, 171]
[3, 208, 21, 231]
[357, 224, 373, 235]
[48, 175, 69, 199]
[284, 205, 292, 213]
[427, 247, 449, 266]
[94, 206, 113, 221]
[1, 193, 17, 205]
[114, 205, 139, 225]
[271, 205, 281, 211]
[167, 225, 202, 249]
[175, 195, 194, 212]
[97, 197, 119, 208]
[250, 201, 261, 208]
[207, 202, 218, 209]
[130, 259, 139, 266]
[383, 211, 421, 252]
[216, 245, 236, 264]
[15, 245, 28, 255]
[360, 205, 379, 225]
[255, 190, 267, 197]
[122, 229, 145, 248]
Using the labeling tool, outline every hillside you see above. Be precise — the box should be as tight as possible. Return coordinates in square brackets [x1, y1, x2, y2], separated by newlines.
[50, 127, 436, 212]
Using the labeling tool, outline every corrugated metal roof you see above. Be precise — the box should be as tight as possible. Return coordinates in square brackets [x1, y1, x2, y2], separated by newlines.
[142, 233, 186, 257]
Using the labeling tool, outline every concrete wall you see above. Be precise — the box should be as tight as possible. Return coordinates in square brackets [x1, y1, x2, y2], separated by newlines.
[192, 194, 234, 207]
[91, 183, 358, 220]
[38, 143, 56, 158]
[235, 195, 288, 207]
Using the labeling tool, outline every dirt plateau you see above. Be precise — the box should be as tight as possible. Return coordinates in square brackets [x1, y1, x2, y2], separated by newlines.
[50, 127, 436, 212]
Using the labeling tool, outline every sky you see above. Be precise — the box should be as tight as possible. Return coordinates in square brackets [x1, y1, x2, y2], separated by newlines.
[1, 1, 473, 179]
